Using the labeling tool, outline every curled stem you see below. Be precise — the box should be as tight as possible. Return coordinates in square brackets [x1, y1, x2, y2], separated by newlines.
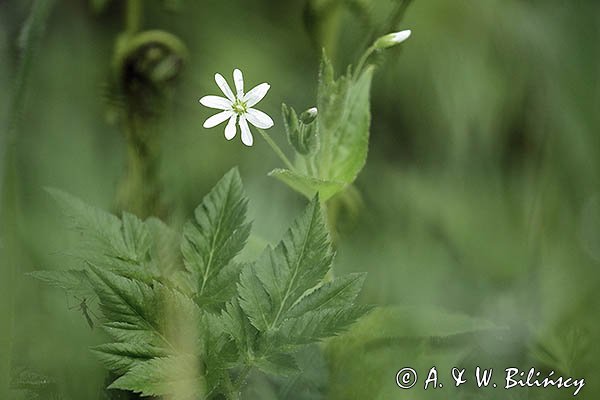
[126, 0, 142, 34]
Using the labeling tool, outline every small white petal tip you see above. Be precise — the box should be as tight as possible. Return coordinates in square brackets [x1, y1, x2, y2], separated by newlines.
[299, 107, 318, 124]
[374, 29, 412, 49]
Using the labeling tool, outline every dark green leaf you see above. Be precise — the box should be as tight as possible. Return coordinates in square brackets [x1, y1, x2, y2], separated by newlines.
[108, 356, 205, 398]
[253, 352, 299, 377]
[287, 273, 366, 318]
[239, 198, 334, 330]
[274, 305, 372, 347]
[268, 169, 345, 201]
[92, 343, 169, 374]
[181, 168, 250, 301]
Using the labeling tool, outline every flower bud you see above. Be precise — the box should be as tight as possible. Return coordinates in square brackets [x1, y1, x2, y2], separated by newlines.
[373, 29, 412, 49]
[299, 107, 318, 124]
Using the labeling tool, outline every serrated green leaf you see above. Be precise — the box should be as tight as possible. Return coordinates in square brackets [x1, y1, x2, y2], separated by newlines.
[220, 299, 258, 358]
[274, 305, 372, 348]
[87, 265, 173, 350]
[46, 188, 126, 256]
[201, 312, 240, 395]
[87, 263, 207, 395]
[238, 266, 272, 331]
[92, 343, 169, 374]
[181, 168, 250, 302]
[288, 273, 366, 318]
[268, 169, 345, 201]
[239, 198, 334, 331]
[27, 269, 88, 293]
[146, 216, 181, 277]
[46, 188, 160, 283]
[108, 356, 205, 398]
[121, 212, 152, 264]
[195, 262, 244, 307]
[253, 352, 300, 377]
[90, 266, 201, 352]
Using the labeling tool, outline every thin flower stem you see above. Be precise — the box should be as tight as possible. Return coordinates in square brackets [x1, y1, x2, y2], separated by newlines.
[257, 128, 295, 171]
[353, 45, 376, 81]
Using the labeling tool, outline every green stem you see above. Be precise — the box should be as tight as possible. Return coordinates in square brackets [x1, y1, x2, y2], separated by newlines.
[353, 45, 376, 81]
[126, 0, 142, 34]
[257, 128, 295, 171]
[114, 112, 164, 218]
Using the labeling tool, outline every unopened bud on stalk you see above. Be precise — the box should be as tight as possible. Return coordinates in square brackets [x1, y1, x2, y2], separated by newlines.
[373, 29, 412, 49]
[299, 107, 318, 124]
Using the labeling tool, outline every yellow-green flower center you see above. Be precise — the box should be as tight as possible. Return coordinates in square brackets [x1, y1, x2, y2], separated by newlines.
[232, 99, 247, 115]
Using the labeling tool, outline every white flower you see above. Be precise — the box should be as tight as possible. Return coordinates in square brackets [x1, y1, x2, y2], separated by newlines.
[199, 69, 274, 146]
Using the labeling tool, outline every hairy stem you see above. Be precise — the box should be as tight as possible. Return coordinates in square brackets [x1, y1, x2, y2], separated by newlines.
[115, 113, 164, 218]
[353, 45, 376, 81]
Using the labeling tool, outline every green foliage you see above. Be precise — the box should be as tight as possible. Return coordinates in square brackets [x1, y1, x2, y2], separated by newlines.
[326, 306, 501, 400]
[33, 168, 368, 398]
[108, 355, 205, 398]
[234, 198, 369, 376]
[271, 56, 374, 201]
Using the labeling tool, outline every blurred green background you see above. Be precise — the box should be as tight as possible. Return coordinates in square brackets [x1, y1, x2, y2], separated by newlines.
[1, 0, 599, 398]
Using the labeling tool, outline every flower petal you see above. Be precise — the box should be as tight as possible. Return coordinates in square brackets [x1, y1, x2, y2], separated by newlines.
[239, 115, 253, 146]
[245, 108, 274, 129]
[199, 95, 232, 110]
[233, 69, 244, 96]
[203, 111, 233, 128]
[242, 83, 270, 107]
[215, 73, 235, 101]
[224, 114, 237, 140]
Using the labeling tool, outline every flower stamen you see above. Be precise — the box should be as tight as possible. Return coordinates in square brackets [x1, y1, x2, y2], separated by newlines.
[232, 99, 247, 115]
